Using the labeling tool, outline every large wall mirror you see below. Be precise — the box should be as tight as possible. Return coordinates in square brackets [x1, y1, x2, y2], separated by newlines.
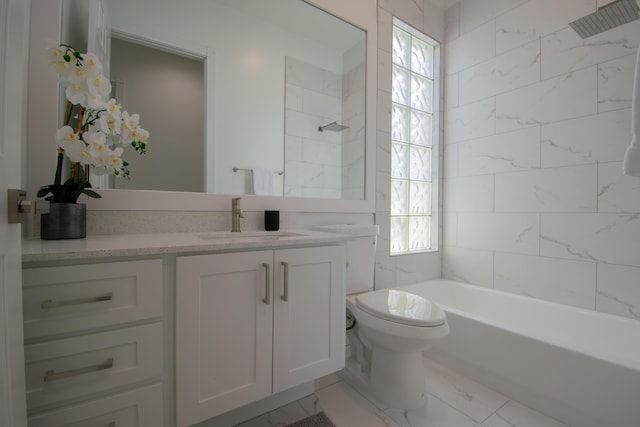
[27, 0, 377, 212]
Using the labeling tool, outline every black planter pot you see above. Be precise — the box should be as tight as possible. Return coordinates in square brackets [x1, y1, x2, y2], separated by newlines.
[41, 203, 87, 240]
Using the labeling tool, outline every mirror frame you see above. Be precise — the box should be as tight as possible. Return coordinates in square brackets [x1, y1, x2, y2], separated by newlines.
[27, 0, 377, 213]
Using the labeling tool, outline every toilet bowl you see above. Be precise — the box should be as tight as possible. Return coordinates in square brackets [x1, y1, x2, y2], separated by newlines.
[314, 224, 450, 410]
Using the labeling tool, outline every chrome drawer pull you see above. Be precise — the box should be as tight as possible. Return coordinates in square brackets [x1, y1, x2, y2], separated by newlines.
[281, 261, 289, 302]
[41, 293, 113, 310]
[44, 358, 114, 382]
[262, 263, 271, 305]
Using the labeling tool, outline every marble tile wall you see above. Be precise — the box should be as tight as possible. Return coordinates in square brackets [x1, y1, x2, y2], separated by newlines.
[443, 0, 640, 320]
[284, 57, 343, 199]
[373, 0, 445, 290]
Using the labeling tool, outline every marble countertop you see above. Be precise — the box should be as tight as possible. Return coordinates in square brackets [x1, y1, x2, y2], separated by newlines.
[22, 229, 351, 263]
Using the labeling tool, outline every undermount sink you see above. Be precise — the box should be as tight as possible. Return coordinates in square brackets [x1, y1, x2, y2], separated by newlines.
[197, 231, 305, 241]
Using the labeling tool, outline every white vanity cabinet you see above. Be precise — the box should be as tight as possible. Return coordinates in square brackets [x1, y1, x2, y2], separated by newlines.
[21, 259, 164, 427]
[176, 245, 345, 427]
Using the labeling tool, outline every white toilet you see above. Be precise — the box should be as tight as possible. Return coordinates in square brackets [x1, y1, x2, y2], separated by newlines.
[315, 224, 449, 410]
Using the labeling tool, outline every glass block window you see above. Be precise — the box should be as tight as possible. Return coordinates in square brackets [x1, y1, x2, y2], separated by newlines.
[390, 20, 439, 255]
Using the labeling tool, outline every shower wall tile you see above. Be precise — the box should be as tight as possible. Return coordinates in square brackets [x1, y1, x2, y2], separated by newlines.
[541, 23, 640, 80]
[378, 0, 423, 31]
[598, 53, 636, 113]
[378, 8, 392, 53]
[541, 214, 640, 266]
[495, 0, 595, 55]
[396, 252, 442, 286]
[376, 211, 391, 250]
[458, 0, 526, 36]
[494, 165, 597, 213]
[459, 39, 540, 105]
[443, 213, 457, 246]
[495, 67, 597, 133]
[444, 2, 460, 42]
[597, 161, 640, 213]
[444, 21, 495, 75]
[444, 73, 459, 110]
[443, 0, 640, 318]
[596, 263, 640, 320]
[377, 50, 392, 96]
[443, 174, 494, 213]
[377, 88, 392, 134]
[303, 88, 341, 119]
[444, 98, 495, 144]
[443, 143, 458, 178]
[375, 170, 391, 213]
[442, 246, 494, 288]
[458, 213, 539, 255]
[541, 109, 631, 167]
[323, 70, 342, 99]
[286, 57, 324, 93]
[375, 251, 397, 291]
[286, 84, 303, 111]
[494, 253, 596, 309]
[458, 127, 540, 176]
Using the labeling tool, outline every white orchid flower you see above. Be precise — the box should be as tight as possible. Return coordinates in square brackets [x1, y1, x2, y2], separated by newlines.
[87, 73, 112, 97]
[105, 99, 122, 118]
[86, 92, 106, 109]
[80, 53, 103, 76]
[97, 113, 122, 135]
[47, 46, 73, 75]
[60, 139, 91, 164]
[65, 82, 88, 106]
[55, 126, 79, 144]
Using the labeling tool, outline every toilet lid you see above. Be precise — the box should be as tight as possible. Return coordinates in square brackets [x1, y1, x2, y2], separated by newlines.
[356, 289, 446, 327]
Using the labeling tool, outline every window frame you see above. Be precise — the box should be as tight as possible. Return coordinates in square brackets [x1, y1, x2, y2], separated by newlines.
[389, 17, 441, 256]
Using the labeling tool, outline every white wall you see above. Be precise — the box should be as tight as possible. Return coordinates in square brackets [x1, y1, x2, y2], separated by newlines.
[110, 39, 205, 193]
[374, 0, 445, 290]
[442, 0, 640, 320]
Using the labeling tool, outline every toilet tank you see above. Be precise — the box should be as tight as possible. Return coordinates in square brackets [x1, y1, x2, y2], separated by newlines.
[314, 224, 379, 294]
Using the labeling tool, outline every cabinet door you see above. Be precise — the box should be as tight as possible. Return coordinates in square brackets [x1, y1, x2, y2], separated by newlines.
[273, 246, 345, 393]
[176, 251, 274, 427]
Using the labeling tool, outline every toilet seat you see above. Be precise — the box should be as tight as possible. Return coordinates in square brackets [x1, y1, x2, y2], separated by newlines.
[356, 289, 446, 327]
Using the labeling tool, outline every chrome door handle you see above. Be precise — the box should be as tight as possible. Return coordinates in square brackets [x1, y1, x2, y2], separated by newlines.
[262, 263, 271, 304]
[281, 261, 289, 302]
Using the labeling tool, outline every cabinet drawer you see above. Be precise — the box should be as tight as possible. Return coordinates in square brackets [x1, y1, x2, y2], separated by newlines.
[25, 323, 162, 410]
[28, 383, 163, 427]
[23, 259, 162, 339]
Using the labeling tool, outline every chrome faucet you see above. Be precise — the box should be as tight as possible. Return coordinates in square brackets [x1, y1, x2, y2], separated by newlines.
[231, 197, 245, 232]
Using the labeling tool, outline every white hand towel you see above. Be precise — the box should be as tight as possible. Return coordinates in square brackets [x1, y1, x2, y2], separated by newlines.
[252, 168, 274, 196]
[623, 46, 640, 176]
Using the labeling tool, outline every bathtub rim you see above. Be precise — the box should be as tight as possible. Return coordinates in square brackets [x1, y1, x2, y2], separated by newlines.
[403, 278, 640, 373]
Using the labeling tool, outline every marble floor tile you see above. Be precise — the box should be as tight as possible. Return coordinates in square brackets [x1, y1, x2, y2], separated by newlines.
[481, 400, 569, 427]
[235, 357, 570, 427]
[422, 358, 510, 423]
[384, 395, 482, 427]
[314, 373, 342, 391]
[314, 380, 401, 427]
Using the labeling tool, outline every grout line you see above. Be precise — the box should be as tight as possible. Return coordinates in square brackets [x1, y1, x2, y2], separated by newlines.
[480, 399, 510, 424]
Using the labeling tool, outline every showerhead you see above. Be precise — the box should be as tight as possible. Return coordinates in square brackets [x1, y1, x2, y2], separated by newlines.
[569, 0, 640, 39]
[318, 121, 349, 132]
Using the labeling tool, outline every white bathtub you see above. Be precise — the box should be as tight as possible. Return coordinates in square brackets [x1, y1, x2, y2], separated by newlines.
[401, 279, 640, 427]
